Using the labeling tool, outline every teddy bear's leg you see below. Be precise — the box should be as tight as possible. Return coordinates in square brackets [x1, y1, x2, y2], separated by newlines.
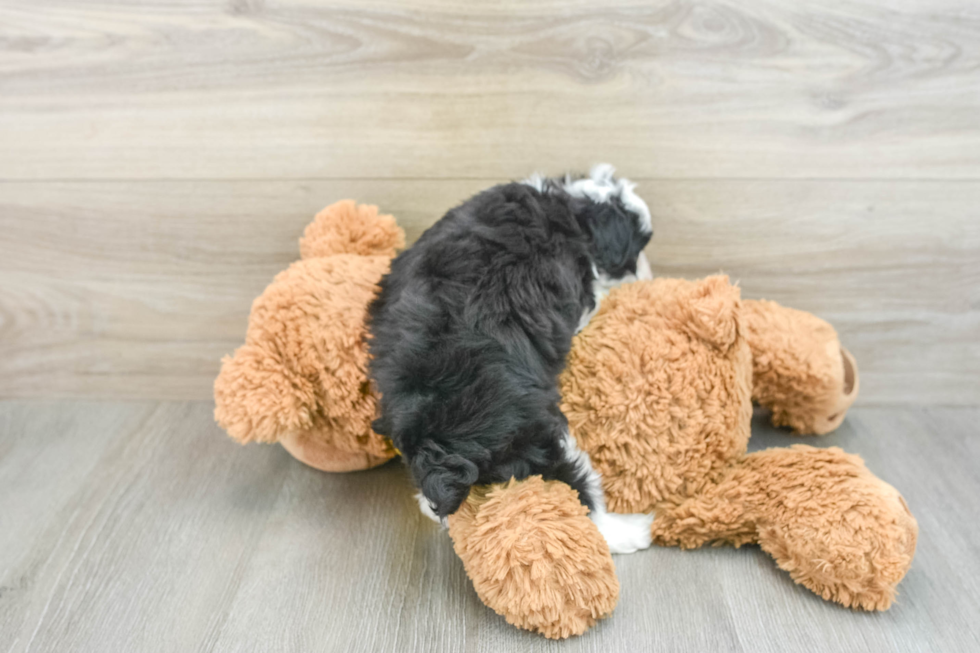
[653, 446, 917, 610]
[447, 477, 619, 639]
[741, 299, 859, 435]
[746, 446, 917, 610]
[648, 470, 760, 551]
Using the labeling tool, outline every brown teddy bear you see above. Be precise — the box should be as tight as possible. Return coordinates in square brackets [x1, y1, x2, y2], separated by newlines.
[214, 201, 916, 639]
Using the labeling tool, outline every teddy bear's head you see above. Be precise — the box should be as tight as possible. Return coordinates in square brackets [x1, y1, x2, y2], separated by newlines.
[213, 201, 404, 471]
[560, 275, 753, 513]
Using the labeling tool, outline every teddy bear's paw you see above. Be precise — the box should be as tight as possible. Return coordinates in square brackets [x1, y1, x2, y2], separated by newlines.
[592, 510, 654, 554]
[448, 477, 620, 639]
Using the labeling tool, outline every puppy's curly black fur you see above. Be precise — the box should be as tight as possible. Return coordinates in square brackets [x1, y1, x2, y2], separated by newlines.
[366, 167, 651, 520]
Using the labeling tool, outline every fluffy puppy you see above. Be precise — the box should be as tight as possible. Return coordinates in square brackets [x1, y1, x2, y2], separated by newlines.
[366, 164, 654, 553]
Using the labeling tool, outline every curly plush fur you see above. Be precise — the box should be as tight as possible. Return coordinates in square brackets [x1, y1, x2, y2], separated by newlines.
[561, 275, 753, 513]
[741, 299, 859, 435]
[447, 476, 619, 639]
[560, 276, 916, 611]
[299, 199, 404, 260]
[649, 445, 917, 610]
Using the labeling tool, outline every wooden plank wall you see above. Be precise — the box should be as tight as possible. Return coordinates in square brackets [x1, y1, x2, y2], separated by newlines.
[1, 0, 978, 404]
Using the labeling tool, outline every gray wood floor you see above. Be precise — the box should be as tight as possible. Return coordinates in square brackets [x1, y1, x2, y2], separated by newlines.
[1, 401, 977, 652]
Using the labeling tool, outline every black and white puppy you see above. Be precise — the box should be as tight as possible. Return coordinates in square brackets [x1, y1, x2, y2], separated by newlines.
[366, 164, 654, 553]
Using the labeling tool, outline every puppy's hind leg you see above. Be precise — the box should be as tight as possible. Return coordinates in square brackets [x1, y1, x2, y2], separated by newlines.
[557, 431, 653, 554]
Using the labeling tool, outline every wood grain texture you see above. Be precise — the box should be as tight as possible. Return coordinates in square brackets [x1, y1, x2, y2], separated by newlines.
[1, 179, 977, 403]
[0, 0, 977, 401]
[1, 401, 979, 652]
[1, 0, 979, 180]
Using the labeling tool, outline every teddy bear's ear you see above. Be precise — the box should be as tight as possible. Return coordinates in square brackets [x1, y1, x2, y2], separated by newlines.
[299, 200, 405, 260]
[680, 275, 742, 351]
[213, 343, 316, 445]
